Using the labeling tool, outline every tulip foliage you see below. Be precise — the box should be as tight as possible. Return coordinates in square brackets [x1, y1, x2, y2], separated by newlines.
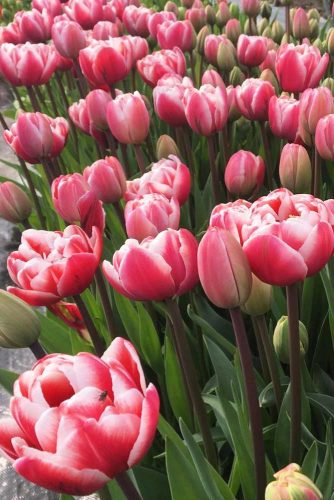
[1, 0, 334, 499]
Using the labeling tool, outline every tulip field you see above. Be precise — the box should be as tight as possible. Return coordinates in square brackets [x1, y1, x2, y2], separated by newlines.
[1, 0, 334, 498]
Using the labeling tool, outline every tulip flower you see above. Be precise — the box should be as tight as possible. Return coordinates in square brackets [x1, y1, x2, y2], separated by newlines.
[279, 144, 312, 193]
[51, 173, 89, 223]
[14, 8, 52, 43]
[83, 156, 127, 204]
[86, 89, 112, 131]
[32, 0, 62, 18]
[202, 70, 225, 87]
[236, 78, 275, 122]
[137, 47, 186, 87]
[225, 19, 241, 44]
[64, 0, 104, 29]
[226, 86, 242, 122]
[69, 99, 108, 148]
[148, 11, 177, 40]
[184, 84, 228, 136]
[224, 150, 265, 198]
[107, 92, 150, 145]
[273, 317, 309, 364]
[275, 43, 329, 94]
[241, 0, 261, 17]
[204, 34, 235, 66]
[51, 20, 87, 60]
[0, 23, 23, 45]
[125, 194, 180, 241]
[4, 112, 69, 164]
[210, 199, 252, 245]
[0, 337, 159, 495]
[157, 20, 196, 53]
[0, 182, 32, 224]
[315, 114, 334, 160]
[7, 225, 102, 306]
[268, 95, 300, 143]
[216, 2, 231, 27]
[237, 35, 268, 67]
[292, 8, 310, 40]
[153, 77, 193, 127]
[298, 87, 334, 146]
[103, 229, 198, 301]
[92, 20, 121, 40]
[265, 463, 322, 499]
[185, 7, 207, 31]
[47, 301, 86, 335]
[123, 5, 152, 37]
[259, 49, 277, 73]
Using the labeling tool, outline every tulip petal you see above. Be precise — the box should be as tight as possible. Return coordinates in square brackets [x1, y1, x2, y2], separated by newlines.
[57, 253, 98, 297]
[10, 397, 46, 448]
[7, 286, 59, 306]
[34, 408, 60, 453]
[299, 221, 334, 276]
[0, 417, 25, 459]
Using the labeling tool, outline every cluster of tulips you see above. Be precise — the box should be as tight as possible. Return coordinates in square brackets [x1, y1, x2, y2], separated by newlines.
[0, 0, 334, 498]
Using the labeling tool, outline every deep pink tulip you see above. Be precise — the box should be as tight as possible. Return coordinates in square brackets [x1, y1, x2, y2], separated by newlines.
[185, 7, 207, 31]
[92, 20, 120, 40]
[86, 89, 112, 131]
[125, 194, 180, 241]
[148, 11, 177, 40]
[210, 200, 252, 245]
[51, 173, 89, 223]
[0, 23, 23, 45]
[51, 20, 87, 59]
[14, 8, 52, 43]
[123, 5, 152, 37]
[56, 53, 74, 72]
[107, 92, 150, 144]
[64, 0, 104, 29]
[137, 47, 186, 87]
[32, 0, 62, 18]
[202, 69, 225, 87]
[0, 182, 32, 223]
[0, 42, 59, 87]
[125, 155, 191, 205]
[83, 156, 127, 204]
[184, 84, 228, 136]
[299, 87, 334, 146]
[268, 95, 300, 143]
[224, 150, 265, 198]
[198, 227, 252, 309]
[204, 34, 234, 66]
[153, 77, 193, 127]
[236, 78, 275, 122]
[315, 114, 334, 160]
[241, 0, 260, 16]
[7, 225, 102, 305]
[0, 337, 159, 495]
[157, 20, 195, 52]
[275, 43, 329, 94]
[4, 112, 69, 164]
[237, 35, 268, 67]
[103, 228, 198, 300]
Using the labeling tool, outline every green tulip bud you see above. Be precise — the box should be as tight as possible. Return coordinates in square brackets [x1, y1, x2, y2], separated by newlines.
[258, 18, 269, 35]
[217, 42, 236, 72]
[156, 135, 180, 160]
[260, 1, 272, 20]
[309, 19, 319, 40]
[197, 25, 211, 55]
[322, 77, 334, 96]
[242, 274, 272, 317]
[262, 26, 272, 39]
[273, 316, 308, 364]
[229, 3, 239, 19]
[229, 66, 246, 86]
[272, 20, 284, 43]
[308, 8, 320, 21]
[205, 5, 216, 26]
[260, 69, 279, 94]
[265, 463, 323, 499]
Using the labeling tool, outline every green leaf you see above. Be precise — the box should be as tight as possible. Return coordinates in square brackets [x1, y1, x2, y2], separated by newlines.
[133, 466, 171, 500]
[137, 302, 163, 373]
[204, 336, 236, 401]
[307, 393, 334, 419]
[38, 311, 80, 355]
[60, 495, 75, 500]
[316, 423, 334, 498]
[0, 368, 19, 394]
[302, 441, 318, 482]
[113, 292, 140, 349]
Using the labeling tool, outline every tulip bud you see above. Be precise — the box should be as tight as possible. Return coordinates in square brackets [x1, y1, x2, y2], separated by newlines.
[260, 69, 279, 94]
[258, 18, 269, 35]
[165, 1, 178, 15]
[273, 317, 308, 364]
[229, 66, 245, 86]
[217, 41, 236, 71]
[260, 1, 272, 19]
[244, 18, 259, 36]
[308, 8, 320, 21]
[225, 18, 241, 44]
[309, 18, 319, 40]
[202, 69, 224, 87]
[313, 38, 324, 53]
[205, 5, 215, 26]
[265, 463, 323, 500]
[322, 77, 334, 95]
[225, 150, 265, 198]
[0, 181, 32, 223]
[197, 25, 211, 56]
[327, 28, 334, 56]
[241, 0, 260, 18]
[229, 3, 240, 19]
[156, 135, 180, 159]
[242, 274, 272, 316]
[279, 144, 312, 194]
[293, 8, 310, 40]
[178, 7, 185, 20]
[216, 3, 230, 28]
[0, 290, 40, 348]
[262, 27, 272, 39]
[272, 20, 284, 43]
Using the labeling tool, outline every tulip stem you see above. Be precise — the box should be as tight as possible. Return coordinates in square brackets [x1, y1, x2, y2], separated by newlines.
[26, 86, 41, 112]
[112, 201, 126, 233]
[94, 266, 117, 341]
[285, 5, 291, 43]
[45, 82, 59, 117]
[116, 471, 142, 500]
[229, 307, 266, 500]
[286, 283, 301, 463]
[134, 144, 146, 174]
[29, 340, 47, 360]
[207, 135, 220, 205]
[11, 85, 26, 111]
[73, 59, 87, 98]
[106, 131, 117, 157]
[259, 122, 273, 190]
[166, 298, 217, 468]
[73, 294, 106, 357]
[313, 148, 321, 198]
[55, 71, 70, 109]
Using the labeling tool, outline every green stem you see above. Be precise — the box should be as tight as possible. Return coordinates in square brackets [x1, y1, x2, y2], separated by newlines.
[94, 266, 117, 341]
[165, 298, 217, 468]
[134, 144, 146, 174]
[120, 143, 131, 178]
[29, 340, 47, 360]
[229, 307, 266, 500]
[73, 294, 106, 356]
[286, 283, 301, 463]
[116, 471, 142, 500]
[98, 484, 113, 500]
[313, 147, 321, 198]
[45, 82, 59, 116]
[55, 71, 70, 109]
[285, 5, 291, 43]
[26, 86, 41, 112]
[207, 135, 220, 205]
[11, 85, 26, 110]
[259, 122, 273, 190]
[112, 201, 126, 233]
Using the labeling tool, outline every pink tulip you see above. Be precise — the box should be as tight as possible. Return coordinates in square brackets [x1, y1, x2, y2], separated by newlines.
[32, 0, 62, 18]
[137, 47, 186, 87]
[157, 20, 195, 52]
[64, 0, 104, 29]
[92, 20, 121, 40]
[7, 225, 102, 306]
[125, 194, 180, 241]
[259, 49, 277, 73]
[0, 337, 159, 495]
[153, 77, 192, 127]
[52, 173, 89, 223]
[236, 78, 275, 122]
[0, 42, 59, 87]
[107, 92, 150, 144]
[217, 2, 231, 25]
[279, 144, 312, 193]
[103, 228, 198, 300]
[148, 11, 176, 40]
[185, 7, 206, 31]
[266, 463, 322, 500]
[204, 34, 234, 66]
[268, 95, 300, 143]
[227, 85, 241, 121]
[299, 87, 334, 146]
[293, 7, 310, 40]
[275, 43, 329, 94]
[83, 156, 127, 204]
[125, 155, 191, 205]
[124, 35, 149, 67]
[68, 99, 91, 135]
[225, 18, 241, 44]
[237, 35, 268, 67]
[4, 112, 69, 164]
[241, 0, 260, 17]
[210, 200, 252, 245]
[51, 20, 87, 59]
[14, 8, 52, 43]
[0, 182, 32, 223]
[184, 84, 228, 136]
[315, 114, 334, 160]
[202, 69, 225, 87]
[123, 5, 152, 37]
[224, 150, 265, 198]
[0, 23, 23, 45]
[86, 89, 112, 131]
[47, 301, 86, 335]
[198, 227, 252, 309]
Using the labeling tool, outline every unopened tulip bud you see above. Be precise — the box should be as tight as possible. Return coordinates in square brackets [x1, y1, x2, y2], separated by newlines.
[216, 3, 230, 28]
[279, 144, 311, 193]
[272, 20, 284, 43]
[225, 18, 241, 44]
[217, 41, 236, 71]
[260, 69, 279, 94]
[197, 25, 211, 55]
[308, 8, 320, 21]
[273, 317, 308, 364]
[0, 181, 32, 223]
[293, 8, 310, 40]
[156, 135, 180, 159]
[202, 69, 224, 87]
[241, 0, 260, 17]
[181, 0, 194, 8]
[327, 28, 334, 56]
[0, 290, 40, 348]
[262, 27, 272, 39]
[178, 7, 185, 20]
[265, 463, 322, 500]
[258, 18, 269, 35]
[260, 1, 272, 19]
[242, 274, 272, 316]
[230, 67, 245, 87]
[322, 77, 334, 95]
[225, 150, 265, 198]
[313, 38, 324, 52]
[205, 5, 215, 26]
[280, 0, 293, 5]
[165, 1, 178, 15]
[309, 18, 319, 39]
[244, 19, 258, 36]
[229, 3, 240, 19]
[315, 114, 334, 160]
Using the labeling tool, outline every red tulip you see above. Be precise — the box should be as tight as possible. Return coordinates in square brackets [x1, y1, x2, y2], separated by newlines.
[236, 78, 275, 122]
[0, 337, 159, 495]
[14, 8, 52, 43]
[198, 227, 252, 309]
[153, 76, 193, 127]
[125, 155, 191, 205]
[0, 182, 32, 223]
[275, 43, 329, 94]
[64, 0, 104, 29]
[315, 114, 334, 160]
[298, 87, 334, 146]
[92, 20, 121, 40]
[210, 200, 252, 245]
[268, 95, 300, 143]
[107, 92, 150, 144]
[7, 225, 102, 306]
[103, 228, 198, 300]
[125, 194, 180, 241]
[86, 89, 112, 131]
[157, 20, 196, 52]
[32, 0, 62, 18]
[184, 84, 228, 136]
[4, 112, 69, 164]
[47, 301, 86, 334]
[0, 42, 59, 87]
[224, 150, 265, 198]
[241, 0, 260, 17]
[51, 20, 87, 59]
[137, 47, 186, 87]
[202, 69, 225, 87]
[148, 11, 177, 40]
[237, 35, 268, 67]
[123, 5, 152, 37]
[83, 156, 127, 204]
